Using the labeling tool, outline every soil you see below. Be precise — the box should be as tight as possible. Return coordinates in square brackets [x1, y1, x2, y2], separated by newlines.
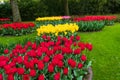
[0, 24, 3, 30]
[83, 67, 93, 80]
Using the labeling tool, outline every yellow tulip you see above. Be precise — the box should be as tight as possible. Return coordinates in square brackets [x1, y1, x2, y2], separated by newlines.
[35, 16, 62, 21]
[36, 23, 79, 36]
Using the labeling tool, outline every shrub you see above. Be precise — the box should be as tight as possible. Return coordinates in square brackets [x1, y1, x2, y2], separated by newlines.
[0, 2, 12, 19]
[113, 14, 120, 23]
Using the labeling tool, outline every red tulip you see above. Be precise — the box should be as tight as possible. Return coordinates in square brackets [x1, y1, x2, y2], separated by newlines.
[43, 55, 50, 63]
[23, 74, 30, 80]
[0, 74, 3, 80]
[47, 36, 51, 41]
[86, 43, 93, 51]
[68, 58, 76, 68]
[38, 74, 45, 80]
[57, 61, 64, 68]
[76, 36, 80, 41]
[81, 54, 87, 61]
[17, 56, 23, 64]
[27, 41, 32, 46]
[74, 48, 81, 54]
[63, 68, 68, 75]
[17, 68, 24, 75]
[30, 69, 36, 77]
[54, 72, 60, 80]
[48, 63, 54, 73]
[78, 63, 83, 69]
[4, 49, 9, 54]
[38, 60, 44, 70]
[32, 43, 37, 50]
[78, 42, 85, 51]
[7, 74, 14, 80]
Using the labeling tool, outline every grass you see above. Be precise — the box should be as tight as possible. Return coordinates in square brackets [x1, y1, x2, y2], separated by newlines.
[78, 23, 120, 80]
[0, 23, 120, 80]
[0, 32, 36, 45]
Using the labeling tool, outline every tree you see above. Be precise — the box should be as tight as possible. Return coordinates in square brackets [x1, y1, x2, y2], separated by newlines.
[10, 0, 21, 22]
[104, 0, 120, 14]
[64, 0, 69, 15]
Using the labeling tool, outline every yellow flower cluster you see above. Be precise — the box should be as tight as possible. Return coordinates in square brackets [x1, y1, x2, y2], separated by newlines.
[36, 16, 62, 21]
[37, 23, 79, 36]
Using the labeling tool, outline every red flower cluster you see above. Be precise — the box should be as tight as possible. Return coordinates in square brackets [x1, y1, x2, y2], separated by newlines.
[74, 16, 116, 22]
[63, 68, 68, 75]
[68, 58, 77, 68]
[0, 18, 10, 21]
[0, 74, 3, 80]
[0, 35, 92, 80]
[38, 74, 44, 80]
[54, 72, 60, 80]
[3, 22, 35, 30]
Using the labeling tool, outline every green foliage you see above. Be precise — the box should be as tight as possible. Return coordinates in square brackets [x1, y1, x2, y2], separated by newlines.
[77, 21, 105, 31]
[18, 0, 48, 21]
[69, 0, 120, 15]
[42, 0, 64, 16]
[104, 20, 115, 26]
[69, 0, 107, 15]
[0, 2, 12, 18]
[103, 0, 120, 14]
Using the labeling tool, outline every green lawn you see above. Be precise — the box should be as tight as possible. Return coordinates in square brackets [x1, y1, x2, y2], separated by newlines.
[78, 23, 120, 80]
[0, 23, 120, 80]
[0, 32, 36, 45]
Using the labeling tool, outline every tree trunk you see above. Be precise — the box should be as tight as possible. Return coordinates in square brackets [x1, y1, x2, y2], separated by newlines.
[64, 0, 69, 15]
[10, 0, 21, 22]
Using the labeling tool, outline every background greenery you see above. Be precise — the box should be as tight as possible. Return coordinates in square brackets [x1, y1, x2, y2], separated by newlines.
[0, 0, 120, 20]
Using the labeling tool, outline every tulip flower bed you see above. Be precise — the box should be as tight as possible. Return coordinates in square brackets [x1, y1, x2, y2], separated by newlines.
[36, 23, 78, 36]
[84, 16, 116, 26]
[36, 16, 71, 21]
[35, 16, 71, 27]
[0, 21, 93, 80]
[0, 18, 11, 30]
[0, 22, 35, 36]
[74, 16, 117, 31]
[36, 16, 63, 21]
[36, 23, 79, 44]
[74, 16, 116, 23]
[0, 18, 11, 24]
[0, 35, 92, 80]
